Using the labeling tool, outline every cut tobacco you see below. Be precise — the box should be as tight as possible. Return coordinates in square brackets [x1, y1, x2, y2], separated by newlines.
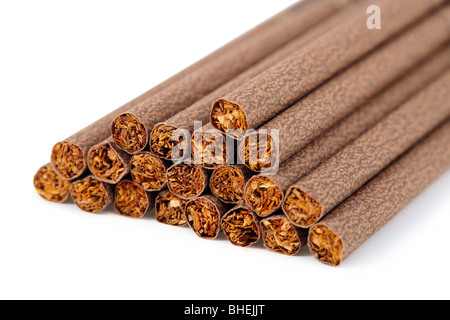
[131, 152, 167, 191]
[221, 207, 260, 247]
[210, 166, 247, 204]
[70, 176, 112, 213]
[244, 176, 283, 217]
[283, 187, 323, 228]
[155, 190, 187, 226]
[114, 180, 150, 218]
[87, 142, 126, 183]
[51, 142, 85, 180]
[240, 132, 278, 173]
[33, 164, 71, 203]
[111, 113, 148, 154]
[191, 127, 228, 169]
[185, 196, 223, 239]
[210, 99, 248, 137]
[309, 225, 343, 266]
[150, 124, 188, 161]
[167, 163, 207, 200]
[261, 216, 304, 256]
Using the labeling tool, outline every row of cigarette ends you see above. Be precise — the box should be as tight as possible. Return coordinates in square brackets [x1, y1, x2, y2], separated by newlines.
[34, 0, 450, 266]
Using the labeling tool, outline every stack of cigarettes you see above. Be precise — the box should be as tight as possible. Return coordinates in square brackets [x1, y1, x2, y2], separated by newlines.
[34, 0, 450, 267]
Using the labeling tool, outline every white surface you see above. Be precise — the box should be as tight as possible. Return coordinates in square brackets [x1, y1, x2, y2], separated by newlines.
[1, 0, 449, 300]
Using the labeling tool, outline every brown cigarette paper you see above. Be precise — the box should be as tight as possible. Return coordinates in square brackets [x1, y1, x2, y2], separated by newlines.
[246, 45, 450, 217]
[211, 0, 444, 138]
[149, 0, 362, 161]
[51, 0, 344, 179]
[111, 0, 350, 155]
[240, 8, 450, 172]
[285, 69, 450, 228]
[309, 120, 450, 266]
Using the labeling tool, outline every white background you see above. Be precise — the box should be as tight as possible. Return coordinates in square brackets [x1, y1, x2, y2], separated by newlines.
[1, 0, 449, 300]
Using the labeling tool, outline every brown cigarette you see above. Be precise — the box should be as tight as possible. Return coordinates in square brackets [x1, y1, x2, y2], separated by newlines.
[240, 131, 278, 173]
[87, 137, 131, 184]
[33, 164, 72, 203]
[284, 69, 450, 229]
[221, 204, 261, 248]
[246, 45, 450, 217]
[111, 0, 356, 155]
[114, 179, 156, 219]
[185, 195, 231, 240]
[166, 161, 209, 200]
[191, 124, 230, 170]
[210, 165, 254, 204]
[245, 175, 285, 218]
[70, 175, 113, 213]
[130, 152, 168, 192]
[240, 8, 450, 172]
[260, 215, 308, 256]
[309, 120, 450, 266]
[51, 0, 341, 180]
[155, 189, 188, 226]
[211, 0, 445, 138]
[149, 0, 362, 161]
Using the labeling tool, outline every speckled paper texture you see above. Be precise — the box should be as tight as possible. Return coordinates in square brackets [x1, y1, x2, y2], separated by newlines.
[310, 120, 450, 266]
[114, 0, 349, 154]
[256, 8, 450, 165]
[213, 0, 444, 134]
[292, 69, 450, 227]
[248, 46, 450, 217]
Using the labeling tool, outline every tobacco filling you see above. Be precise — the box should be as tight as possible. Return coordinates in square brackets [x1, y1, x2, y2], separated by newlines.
[211, 99, 248, 136]
[309, 225, 343, 266]
[131, 153, 167, 191]
[150, 124, 187, 160]
[34, 166, 71, 202]
[71, 177, 108, 213]
[111, 113, 147, 154]
[115, 181, 148, 218]
[242, 133, 277, 172]
[155, 193, 187, 226]
[210, 166, 245, 203]
[51, 142, 84, 180]
[191, 130, 227, 169]
[222, 209, 259, 247]
[88, 144, 125, 182]
[262, 218, 301, 255]
[283, 188, 323, 227]
[167, 164, 205, 199]
[245, 176, 283, 217]
[186, 198, 220, 239]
